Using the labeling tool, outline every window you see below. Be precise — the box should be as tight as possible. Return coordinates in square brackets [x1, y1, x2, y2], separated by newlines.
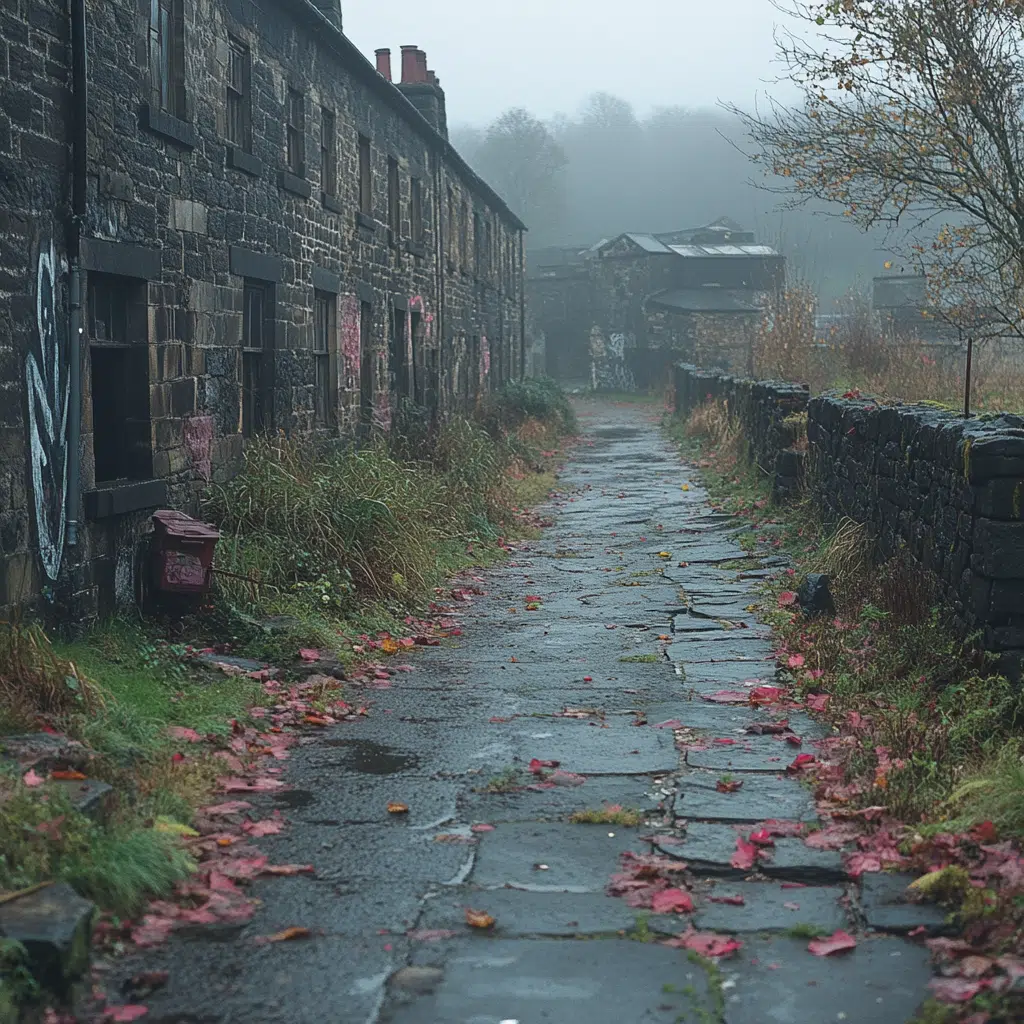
[391, 306, 409, 398]
[473, 212, 482, 277]
[286, 88, 304, 176]
[313, 290, 336, 427]
[242, 282, 271, 437]
[320, 108, 336, 196]
[88, 274, 152, 483]
[226, 36, 251, 150]
[149, 0, 185, 118]
[461, 200, 469, 269]
[358, 135, 372, 215]
[387, 157, 400, 236]
[484, 219, 493, 280]
[446, 187, 455, 261]
[410, 177, 423, 245]
[359, 301, 373, 432]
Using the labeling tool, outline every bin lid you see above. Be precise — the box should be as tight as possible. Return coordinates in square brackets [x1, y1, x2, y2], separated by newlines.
[152, 509, 221, 541]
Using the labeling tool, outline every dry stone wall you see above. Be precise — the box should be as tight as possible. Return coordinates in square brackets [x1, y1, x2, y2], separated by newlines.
[674, 362, 1024, 676]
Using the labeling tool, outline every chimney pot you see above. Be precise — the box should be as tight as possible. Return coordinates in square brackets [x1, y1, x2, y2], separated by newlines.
[375, 48, 392, 81]
[415, 49, 429, 83]
[400, 45, 420, 84]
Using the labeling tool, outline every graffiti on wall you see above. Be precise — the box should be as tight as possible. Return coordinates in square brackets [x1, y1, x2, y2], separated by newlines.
[589, 327, 636, 392]
[25, 240, 69, 582]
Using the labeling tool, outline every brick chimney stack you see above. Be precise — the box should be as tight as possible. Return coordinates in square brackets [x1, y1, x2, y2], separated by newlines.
[375, 48, 392, 81]
[394, 44, 447, 139]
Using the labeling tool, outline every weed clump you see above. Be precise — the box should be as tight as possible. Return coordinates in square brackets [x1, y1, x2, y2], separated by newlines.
[569, 805, 644, 826]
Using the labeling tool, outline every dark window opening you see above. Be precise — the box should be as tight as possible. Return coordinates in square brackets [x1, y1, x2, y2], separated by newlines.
[387, 157, 400, 236]
[473, 212, 482, 277]
[358, 135, 372, 215]
[286, 88, 305, 176]
[226, 36, 251, 150]
[313, 290, 336, 428]
[461, 201, 469, 269]
[410, 177, 423, 245]
[484, 219, 493, 280]
[242, 282, 272, 437]
[391, 307, 409, 399]
[320, 108, 336, 196]
[149, 0, 185, 118]
[359, 301, 373, 433]
[88, 274, 152, 484]
[446, 187, 455, 261]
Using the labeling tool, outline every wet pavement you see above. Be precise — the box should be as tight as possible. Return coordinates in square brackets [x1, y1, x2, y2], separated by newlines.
[113, 401, 935, 1023]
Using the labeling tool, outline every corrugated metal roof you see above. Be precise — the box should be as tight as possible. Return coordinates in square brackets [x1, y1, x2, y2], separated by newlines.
[668, 244, 779, 258]
[624, 233, 673, 254]
[647, 288, 764, 314]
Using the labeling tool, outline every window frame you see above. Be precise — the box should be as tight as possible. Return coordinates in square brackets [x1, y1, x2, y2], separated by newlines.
[312, 289, 337, 428]
[226, 35, 251, 152]
[387, 156, 401, 237]
[410, 177, 423, 245]
[286, 88, 305, 177]
[149, 0, 185, 118]
[358, 135, 372, 215]
[242, 281, 272, 438]
[320, 107, 337, 197]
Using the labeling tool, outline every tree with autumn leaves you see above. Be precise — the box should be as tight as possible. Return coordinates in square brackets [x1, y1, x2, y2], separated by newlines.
[736, 0, 1024, 339]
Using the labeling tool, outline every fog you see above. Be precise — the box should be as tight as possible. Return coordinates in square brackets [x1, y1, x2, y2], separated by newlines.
[451, 99, 895, 304]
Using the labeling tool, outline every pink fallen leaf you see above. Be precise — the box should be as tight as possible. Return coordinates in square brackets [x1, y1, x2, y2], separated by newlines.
[201, 801, 253, 816]
[928, 977, 984, 1003]
[261, 864, 315, 876]
[749, 686, 785, 706]
[787, 753, 816, 773]
[808, 930, 857, 956]
[650, 888, 694, 914]
[806, 694, 830, 712]
[713, 737, 736, 746]
[777, 591, 798, 607]
[241, 820, 284, 838]
[785, 734, 803, 746]
[731, 836, 759, 871]
[787, 654, 805, 669]
[528, 758, 560, 773]
[298, 649, 321, 662]
[748, 829, 774, 846]
[664, 929, 742, 958]
[470, 824, 495, 833]
[131, 915, 176, 948]
[844, 852, 882, 877]
[710, 894, 745, 906]
[652, 719, 682, 729]
[22, 769, 44, 788]
[105, 1007, 149, 1022]
[703, 690, 751, 704]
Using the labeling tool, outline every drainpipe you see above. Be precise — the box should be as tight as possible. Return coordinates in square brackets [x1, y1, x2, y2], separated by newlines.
[518, 231, 526, 378]
[434, 148, 444, 419]
[66, 0, 87, 547]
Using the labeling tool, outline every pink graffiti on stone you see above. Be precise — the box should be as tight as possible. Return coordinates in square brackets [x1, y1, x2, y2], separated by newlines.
[480, 334, 491, 385]
[184, 415, 214, 481]
[410, 296, 434, 338]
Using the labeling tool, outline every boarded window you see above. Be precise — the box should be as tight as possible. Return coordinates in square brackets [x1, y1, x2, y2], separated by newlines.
[387, 157, 400, 235]
[358, 135, 372, 214]
[286, 88, 305, 176]
[88, 274, 152, 483]
[320, 108, 336, 196]
[149, 0, 185, 118]
[226, 36, 251, 150]
[313, 290, 336, 427]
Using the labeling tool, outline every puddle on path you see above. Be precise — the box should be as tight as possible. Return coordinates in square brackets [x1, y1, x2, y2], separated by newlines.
[320, 738, 421, 775]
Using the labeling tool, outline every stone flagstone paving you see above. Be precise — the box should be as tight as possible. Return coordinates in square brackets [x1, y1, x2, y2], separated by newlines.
[108, 400, 935, 1023]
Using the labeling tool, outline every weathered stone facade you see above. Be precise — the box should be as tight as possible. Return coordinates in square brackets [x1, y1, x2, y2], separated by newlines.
[528, 221, 783, 391]
[0, 0, 525, 622]
[674, 362, 1024, 676]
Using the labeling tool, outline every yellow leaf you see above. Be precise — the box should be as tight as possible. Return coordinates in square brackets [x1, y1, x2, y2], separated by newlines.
[657, 552, 671, 559]
[381, 638, 400, 655]
[154, 816, 199, 838]
[387, 802, 409, 814]
[883, 261, 893, 269]
[465, 908, 496, 929]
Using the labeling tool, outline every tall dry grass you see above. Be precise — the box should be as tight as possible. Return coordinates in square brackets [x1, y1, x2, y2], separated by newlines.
[754, 287, 1024, 412]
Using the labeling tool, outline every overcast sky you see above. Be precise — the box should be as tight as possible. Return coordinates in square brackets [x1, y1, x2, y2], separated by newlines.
[343, 0, 801, 128]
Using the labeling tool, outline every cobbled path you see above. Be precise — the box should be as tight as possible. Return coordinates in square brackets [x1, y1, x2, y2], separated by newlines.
[116, 400, 937, 1023]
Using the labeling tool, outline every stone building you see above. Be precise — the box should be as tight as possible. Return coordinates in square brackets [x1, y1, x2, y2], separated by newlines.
[528, 218, 783, 390]
[0, 0, 526, 622]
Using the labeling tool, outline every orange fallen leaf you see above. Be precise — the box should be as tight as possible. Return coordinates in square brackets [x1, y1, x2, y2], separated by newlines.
[261, 926, 312, 943]
[465, 908, 496, 929]
[381, 638, 400, 654]
[216, 837, 235, 847]
[50, 770, 87, 781]
[303, 715, 332, 726]
[388, 802, 410, 814]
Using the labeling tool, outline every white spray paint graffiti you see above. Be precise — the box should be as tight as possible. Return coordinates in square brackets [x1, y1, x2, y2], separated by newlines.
[25, 240, 69, 581]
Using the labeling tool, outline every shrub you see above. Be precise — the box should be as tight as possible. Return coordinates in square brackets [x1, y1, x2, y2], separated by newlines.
[482, 376, 578, 437]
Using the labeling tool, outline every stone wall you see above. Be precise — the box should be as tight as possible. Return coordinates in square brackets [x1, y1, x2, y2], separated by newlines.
[0, 0, 525, 623]
[674, 362, 1024, 675]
